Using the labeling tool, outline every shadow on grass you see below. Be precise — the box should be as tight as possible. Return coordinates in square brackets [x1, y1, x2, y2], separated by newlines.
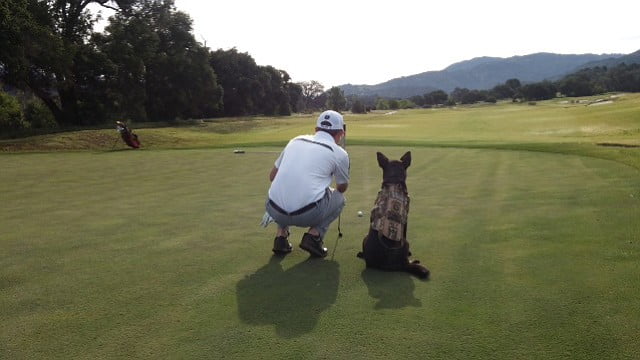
[236, 256, 339, 338]
[361, 268, 422, 310]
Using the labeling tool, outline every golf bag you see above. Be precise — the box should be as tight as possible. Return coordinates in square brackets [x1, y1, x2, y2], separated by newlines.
[116, 121, 140, 149]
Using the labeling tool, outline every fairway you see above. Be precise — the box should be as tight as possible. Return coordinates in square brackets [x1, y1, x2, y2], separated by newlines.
[1, 144, 639, 359]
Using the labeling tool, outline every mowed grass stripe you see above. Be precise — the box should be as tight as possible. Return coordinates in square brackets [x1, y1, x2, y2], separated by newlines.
[1, 146, 639, 359]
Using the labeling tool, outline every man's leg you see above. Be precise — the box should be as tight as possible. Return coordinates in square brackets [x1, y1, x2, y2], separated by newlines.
[297, 189, 345, 257]
[265, 200, 293, 254]
[276, 226, 289, 237]
[311, 188, 345, 240]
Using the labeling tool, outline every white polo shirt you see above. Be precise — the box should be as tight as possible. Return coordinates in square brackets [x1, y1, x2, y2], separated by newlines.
[268, 131, 350, 213]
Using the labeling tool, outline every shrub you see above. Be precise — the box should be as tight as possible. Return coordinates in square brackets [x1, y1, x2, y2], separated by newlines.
[376, 99, 389, 110]
[24, 100, 57, 128]
[0, 91, 29, 132]
[351, 99, 366, 114]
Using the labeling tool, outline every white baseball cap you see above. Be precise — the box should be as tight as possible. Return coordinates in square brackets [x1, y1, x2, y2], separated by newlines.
[316, 110, 344, 130]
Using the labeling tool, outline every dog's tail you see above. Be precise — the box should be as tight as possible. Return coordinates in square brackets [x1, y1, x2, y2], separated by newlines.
[406, 260, 430, 280]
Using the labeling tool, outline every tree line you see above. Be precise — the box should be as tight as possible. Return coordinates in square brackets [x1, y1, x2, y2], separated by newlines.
[3, 0, 639, 134]
[0, 0, 348, 134]
[355, 63, 640, 111]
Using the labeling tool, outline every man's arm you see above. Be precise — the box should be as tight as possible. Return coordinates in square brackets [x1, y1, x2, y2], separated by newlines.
[336, 183, 348, 193]
[269, 166, 278, 182]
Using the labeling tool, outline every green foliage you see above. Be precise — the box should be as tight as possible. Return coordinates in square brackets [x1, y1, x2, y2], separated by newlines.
[491, 83, 515, 99]
[23, 98, 57, 129]
[103, 0, 223, 122]
[520, 80, 557, 101]
[424, 90, 449, 106]
[209, 49, 296, 116]
[259, 66, 293, 116]
[0, 0, 127, 126]
[1, 0, 300, 128]
[557, 63, 640, 97]
[397, 99, 416, 109]
[351, 98, 366, 113]
[375, 98, 389, 110]
[607, 63, 640, 92]
[409, 95, 425, 107]
[325, 86, 346, 111]
[287, 82, 303, 113]
[505, 78, 522, 90]
[210, 48, 264, 116]
[298, 80, 325, 111]
[450, 87, 489, 104]
[0, 90, 28, 131]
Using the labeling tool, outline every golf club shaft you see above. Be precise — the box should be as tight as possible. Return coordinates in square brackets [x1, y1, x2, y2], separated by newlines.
[332, 123, 346, 259]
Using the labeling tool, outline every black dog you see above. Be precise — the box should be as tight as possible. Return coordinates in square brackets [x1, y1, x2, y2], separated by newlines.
[357, 151, 430, 279]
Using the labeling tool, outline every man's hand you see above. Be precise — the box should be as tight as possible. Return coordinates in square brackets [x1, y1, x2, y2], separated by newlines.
[337, 183, 348, 193]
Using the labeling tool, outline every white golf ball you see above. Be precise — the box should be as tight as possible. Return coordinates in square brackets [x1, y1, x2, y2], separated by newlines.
[357, 211, 364, 217]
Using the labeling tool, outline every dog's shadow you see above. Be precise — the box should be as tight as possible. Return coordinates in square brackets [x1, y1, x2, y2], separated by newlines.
[361, 268, 422, 309]
[236, 256, 339, 338]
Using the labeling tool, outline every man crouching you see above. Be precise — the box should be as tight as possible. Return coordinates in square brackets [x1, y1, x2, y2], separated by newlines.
[265, 110, 350, 257]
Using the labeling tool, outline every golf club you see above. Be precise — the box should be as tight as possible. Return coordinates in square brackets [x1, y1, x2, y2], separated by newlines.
[331, 123, 346, 260]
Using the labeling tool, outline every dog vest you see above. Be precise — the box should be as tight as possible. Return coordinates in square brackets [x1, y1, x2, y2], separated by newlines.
[370, 183, 409, 242]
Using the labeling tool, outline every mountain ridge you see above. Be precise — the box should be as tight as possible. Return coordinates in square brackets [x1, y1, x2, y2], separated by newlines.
[340, 52, 632, 98]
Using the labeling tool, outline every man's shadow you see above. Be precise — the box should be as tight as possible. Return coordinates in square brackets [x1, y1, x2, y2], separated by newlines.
[236, 256, 339, 338]
[361, 268, 422, 309]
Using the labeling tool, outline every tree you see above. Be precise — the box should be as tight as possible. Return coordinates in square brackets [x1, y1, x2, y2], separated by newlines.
[0, 89, 28, 132]
[398, 99, 416, 109]
[298, 80, 324, 111]
[258, 66, 293, 116]
[409, 95, 425, 107]
[505, 78, 522, 91]
[491, 84, 514, 99]
[98, 0, 222, 121]
[558, 75, 594, 97]
[607, 63, 640, 92]
[376, 98, 389, 110]
[287, 82, 303, 113]
[450, 87, 489, 104]
[209, 48, 264, 116]
[0, 0, 136, 126]
[351, 98, 366, 113]
[424, 90, 448, 105]
[520, 81, 557, 101]
[325, 86, 346, 111]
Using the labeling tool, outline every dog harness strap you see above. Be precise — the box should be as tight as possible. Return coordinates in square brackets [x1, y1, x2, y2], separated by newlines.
[370, 184, 409, 242]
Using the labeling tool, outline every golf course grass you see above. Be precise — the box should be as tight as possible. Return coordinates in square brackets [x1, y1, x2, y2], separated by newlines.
[1, 94, 639, 359]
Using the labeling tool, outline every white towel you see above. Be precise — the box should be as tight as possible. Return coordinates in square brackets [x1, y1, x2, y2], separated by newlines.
[260, 211, 274, 228]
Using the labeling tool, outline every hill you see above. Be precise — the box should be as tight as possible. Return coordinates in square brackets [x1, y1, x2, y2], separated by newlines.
[340, 52, 625, 98]
[574, 49, 640, 70]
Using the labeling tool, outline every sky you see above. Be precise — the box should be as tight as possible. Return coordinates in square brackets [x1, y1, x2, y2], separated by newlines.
[94, 0, 640, 88]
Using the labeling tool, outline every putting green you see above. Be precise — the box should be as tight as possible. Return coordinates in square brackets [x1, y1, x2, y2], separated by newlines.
[1, 146, 638, 359]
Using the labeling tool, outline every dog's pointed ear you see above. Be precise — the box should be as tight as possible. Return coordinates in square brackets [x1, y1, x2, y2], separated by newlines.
[376, 152, 389, 168]
[400, 151, 411, 168]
